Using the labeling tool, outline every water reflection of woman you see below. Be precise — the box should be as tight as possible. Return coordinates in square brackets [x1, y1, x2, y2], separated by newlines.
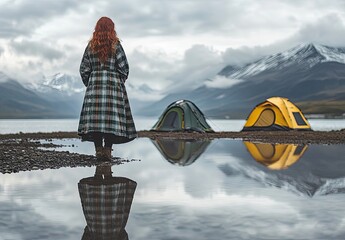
[78, 165, 137, 240]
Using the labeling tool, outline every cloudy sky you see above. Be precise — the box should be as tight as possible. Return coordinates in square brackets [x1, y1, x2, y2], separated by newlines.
[0, 0, 345, 99]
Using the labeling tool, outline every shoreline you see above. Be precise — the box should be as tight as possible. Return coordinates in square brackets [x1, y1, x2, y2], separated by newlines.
[1, 130, 344, 174]
[1, 130, 345, 144]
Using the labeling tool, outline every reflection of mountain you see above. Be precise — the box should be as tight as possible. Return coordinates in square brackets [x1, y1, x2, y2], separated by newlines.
[151, 138, 210, 166]
[244, 142, 308, 170]
[78, 165, 137, 240]
[0, 201, 77, 239]
[216, 141, 345, 197]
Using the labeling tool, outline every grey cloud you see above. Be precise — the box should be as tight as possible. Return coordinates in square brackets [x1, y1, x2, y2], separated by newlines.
[0, 0, 81, 38]
[291, 14, 345, 47]
[184, 45, 221, 67]
[126, 48, 177, 99]
[222, 47, 267, 67]
[283, 0, 345, 9]
[98, 0, 345, 38]
[221, 13, 345, 67]
[124, 44, 223, 101]
[10, 40, 64, 60]
[2, 0, 345, 88]
[98, 0, 243, 37]
[166, 44, 223, 92]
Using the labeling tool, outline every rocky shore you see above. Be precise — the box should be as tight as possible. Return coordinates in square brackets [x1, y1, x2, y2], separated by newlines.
[139, 130, 345, 144]
[0, 133, 139, 174]
[0, 130, 344, 174]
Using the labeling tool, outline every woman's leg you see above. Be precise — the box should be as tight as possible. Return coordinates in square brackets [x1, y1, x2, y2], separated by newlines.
[104, 134, 113, 149]
[93, 133, 104, 160]
[104, 134, 113, 160]
[93, 133, 103, 148]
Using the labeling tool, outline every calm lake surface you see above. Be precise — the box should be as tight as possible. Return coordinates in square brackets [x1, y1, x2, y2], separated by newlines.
[1, 118, 345, 239]
[0, 118, 345, 133]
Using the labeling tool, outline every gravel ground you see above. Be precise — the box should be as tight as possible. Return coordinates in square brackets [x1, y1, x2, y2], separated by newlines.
[0, 130, 344, 174]
[0, 133, 140, 174]
[139, 130, 345, 144]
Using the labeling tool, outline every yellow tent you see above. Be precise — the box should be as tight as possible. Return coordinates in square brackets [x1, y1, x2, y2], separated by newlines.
[244, 141, 308, 170]
[242, 97, 312, 131]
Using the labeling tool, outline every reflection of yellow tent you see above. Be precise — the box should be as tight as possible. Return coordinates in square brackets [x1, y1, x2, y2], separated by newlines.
[244, 141, 308, 170]
[152, 139, 210, 166]
[242, 97, 312, 131]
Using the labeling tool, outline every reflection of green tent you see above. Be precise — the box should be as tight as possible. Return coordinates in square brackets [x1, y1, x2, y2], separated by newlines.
[244, 141, 308, 170]
[151, 100, 214, 132]
[152, 138, 210, 166]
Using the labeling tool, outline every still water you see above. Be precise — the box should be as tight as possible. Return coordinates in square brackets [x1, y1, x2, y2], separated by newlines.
[0, 118, 345, 133]
[1, 137, 345, 240]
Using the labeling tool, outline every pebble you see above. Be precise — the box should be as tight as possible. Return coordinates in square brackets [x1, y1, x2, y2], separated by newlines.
[0, 138, 139, 174]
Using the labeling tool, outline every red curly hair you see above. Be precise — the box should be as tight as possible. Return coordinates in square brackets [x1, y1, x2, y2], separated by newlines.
[90, 17, 119, 63]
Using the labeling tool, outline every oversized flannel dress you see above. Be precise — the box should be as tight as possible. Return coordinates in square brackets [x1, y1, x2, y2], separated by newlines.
[78, 42, 137, 144]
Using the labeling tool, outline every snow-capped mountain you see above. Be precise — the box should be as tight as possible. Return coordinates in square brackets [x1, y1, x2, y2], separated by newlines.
[219, 43, 345, 80]
[145, 43, 345, 118]
[0, 72, 82, 118]
[25, 73, 85, 117]
[0, 70, 152, 118]
[29, 73, 84, 96]
[0, 72, 86, 118]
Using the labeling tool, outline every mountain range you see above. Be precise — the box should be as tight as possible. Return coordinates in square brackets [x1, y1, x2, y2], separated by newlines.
[0, 73, 84, 118]
[1, 43, 345, 119]
[145, 43, 345, 118]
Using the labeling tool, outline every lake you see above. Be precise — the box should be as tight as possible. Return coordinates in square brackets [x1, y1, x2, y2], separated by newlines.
[0, 118, 345, 134]
[0, 118, 345, 239]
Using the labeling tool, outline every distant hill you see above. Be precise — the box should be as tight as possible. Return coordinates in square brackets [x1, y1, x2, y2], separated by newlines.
[0, 73, 83, 119]
[0, 71, 150, 119]
[25, 73, 84, 117]
[145, 43, 345, 118]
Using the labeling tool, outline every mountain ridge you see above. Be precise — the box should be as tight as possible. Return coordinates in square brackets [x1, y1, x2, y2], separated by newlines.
[1, 43, 345, 119]
[145, 43, 345, 118]
[217, 43, 345, 80]
[0, 73, 83, 119]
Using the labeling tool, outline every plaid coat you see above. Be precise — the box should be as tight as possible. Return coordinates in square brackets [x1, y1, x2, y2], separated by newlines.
[78, 176, 137, 240]
[78, 42, 137, 144]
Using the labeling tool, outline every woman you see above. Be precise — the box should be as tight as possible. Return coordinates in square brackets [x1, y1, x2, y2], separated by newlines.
[78, 17, 137, 161]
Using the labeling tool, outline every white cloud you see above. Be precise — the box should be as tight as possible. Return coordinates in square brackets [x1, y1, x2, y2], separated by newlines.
[164, 44, 223, 92]
[220, 12, 345, 67]
[0, 0, 81, 38]
[290, 14, 345, 47]
[10, 39, 64, 60]
[126, 44, 223, 96]
[127, 47, 180, 91]
[205, 75, 243, 89]
[0, 0, 345, 99]
[222, 46, 272, 67]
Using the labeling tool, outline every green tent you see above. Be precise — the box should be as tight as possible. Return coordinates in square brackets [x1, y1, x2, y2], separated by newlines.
[151, 100, 214, 132]
[152, 138, 211, 166]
